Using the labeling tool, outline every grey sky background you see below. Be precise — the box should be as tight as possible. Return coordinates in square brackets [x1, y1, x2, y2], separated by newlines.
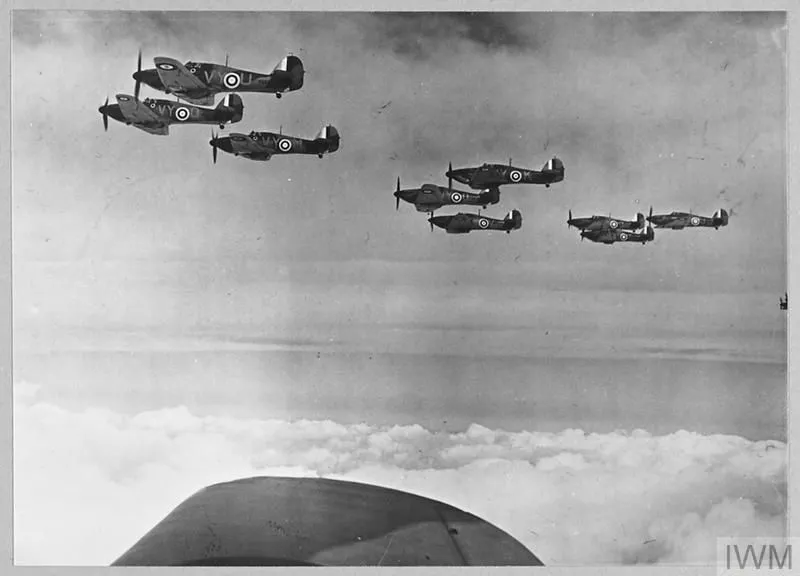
[13, 11, 787, 360]
[11, 10, 787, 566]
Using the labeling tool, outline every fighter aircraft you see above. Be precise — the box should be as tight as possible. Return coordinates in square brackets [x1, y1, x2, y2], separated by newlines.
[579, 224, 655, 245]
[566, 209, 646, 232]
[98, 92, 244, 136]
[209, 125, 340, 163]
[446, 157, 564, 190]
[394, 164, 500, 214]
[132, 50, 304, 106]
[647, 208, 729, 230]
[428, 209, 523, 234]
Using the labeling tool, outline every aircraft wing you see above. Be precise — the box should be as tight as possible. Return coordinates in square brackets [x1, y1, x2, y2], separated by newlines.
[229, 134, 274, 158]
[153, 57, 212, 97]
[134, 124, 169, 136]
[115, 94, 168, 133]
[113, 476, 543, 566]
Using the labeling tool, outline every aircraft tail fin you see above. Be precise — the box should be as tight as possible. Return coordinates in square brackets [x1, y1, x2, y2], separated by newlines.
[713, 208, 729, 227]
[645, 224, 655, 242]
[274, 55, 304, 90]
[504, 209, 523, 231]
[216, 93, 244, 123]
[636, 212, 646, 230]
[482, 186, 500, 205]
[315, 125, 340, 153]
[543, 157, 565, 174]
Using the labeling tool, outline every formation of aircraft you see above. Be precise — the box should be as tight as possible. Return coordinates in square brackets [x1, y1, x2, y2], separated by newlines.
[100, 50, 340, 162]
[447, 157, 564, 189]
[394, 166, 500, 214]
[395, 158, 563, 235]
[647, 208, 729, 230]
[132, 50, 304, 105]
[568, 205, 731, 246]
[210, 125, 340, 163]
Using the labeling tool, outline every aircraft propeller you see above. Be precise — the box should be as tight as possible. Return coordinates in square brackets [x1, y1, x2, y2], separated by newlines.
[448, 162, 453, 192]
[395, 177, 400, 211]
[568, 209, 572, 228]
[210, 129, 219, 164]
[134, 49, 142, 100]
[101, 96, 109, 131]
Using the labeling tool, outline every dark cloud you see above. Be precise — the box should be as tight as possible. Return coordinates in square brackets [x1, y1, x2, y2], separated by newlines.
[361, 13, 543, 60]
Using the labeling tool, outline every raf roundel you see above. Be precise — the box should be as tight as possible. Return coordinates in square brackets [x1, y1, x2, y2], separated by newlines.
[509, 170, 522, 183]
[156, 62, 177, 71]
[609, 220, 618, 229]
[620, 232, 628, 241]
[278, 139, 292, 152]
[174, 107, 190, 121]
[479, 218, 489, 229]
[691, 217, 700, 226]
[223, 72, 241, 89]
[450, 192, 463, 204]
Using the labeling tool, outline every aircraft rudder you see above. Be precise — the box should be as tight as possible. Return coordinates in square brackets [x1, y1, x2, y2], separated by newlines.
[287, 55, 304, 90]
[544, 156, 565, 173]
[505, 209, 523, 230]
[218, 93, 244, 110]
[325, 125, 340, 153]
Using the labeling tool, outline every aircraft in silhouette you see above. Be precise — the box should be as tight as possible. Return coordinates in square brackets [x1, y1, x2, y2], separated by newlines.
[394, 165, 500, 214]
[567, 209, 646, 232]
[428, 209, 523, 234]
[132, 50, 304, 106]
[209, 125, 340, 162]
[647, 208, 729, 230]
[99, 93, 243, 136]
[578, 224, 655, 245]
[446, 157, 564, 189]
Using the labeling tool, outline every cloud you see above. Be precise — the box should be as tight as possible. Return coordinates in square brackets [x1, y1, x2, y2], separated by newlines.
[14, 382, 785, 566]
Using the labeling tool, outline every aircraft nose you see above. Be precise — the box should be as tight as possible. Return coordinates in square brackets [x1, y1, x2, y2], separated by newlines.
[394, 189, 416, 203]
[210, 137, 233, 153]
[429, 215, 451, 228]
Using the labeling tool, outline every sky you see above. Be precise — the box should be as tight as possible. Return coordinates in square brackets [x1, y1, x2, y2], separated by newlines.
[12, 10, 787, 566]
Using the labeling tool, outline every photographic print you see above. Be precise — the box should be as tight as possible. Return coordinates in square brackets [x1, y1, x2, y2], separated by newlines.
[11, 9, 787, 566]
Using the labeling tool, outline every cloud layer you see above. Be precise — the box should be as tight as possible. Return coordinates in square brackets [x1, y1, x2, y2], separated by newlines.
[14, 381, 785, 566]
